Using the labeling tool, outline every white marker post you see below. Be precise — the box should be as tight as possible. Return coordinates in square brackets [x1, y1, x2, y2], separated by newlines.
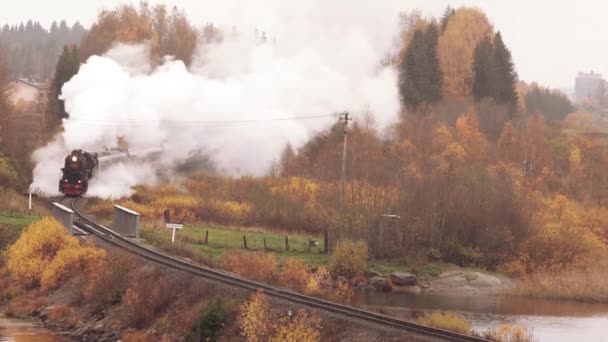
[166, 223, 183, 243]
[28, 193, 32, 211]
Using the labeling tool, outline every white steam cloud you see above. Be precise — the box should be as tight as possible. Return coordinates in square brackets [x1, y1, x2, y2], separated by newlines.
[30, 1, 403, 199]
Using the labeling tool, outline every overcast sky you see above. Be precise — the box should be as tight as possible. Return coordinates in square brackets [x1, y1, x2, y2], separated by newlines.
[1, 0, 603, 89]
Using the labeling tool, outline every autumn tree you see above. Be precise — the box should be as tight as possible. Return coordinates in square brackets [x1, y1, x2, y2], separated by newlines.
[239, 290, 274, 342]
[438, 7, 493, 99]
[455, 110, 487, 162]
[79, 3, 198, 67]
[497, 121, 522, 165]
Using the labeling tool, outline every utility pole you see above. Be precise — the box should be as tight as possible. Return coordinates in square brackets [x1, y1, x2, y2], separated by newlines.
[339, 111, 351, 209]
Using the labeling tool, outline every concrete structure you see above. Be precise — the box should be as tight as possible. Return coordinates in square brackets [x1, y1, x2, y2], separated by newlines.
[52, 202, 74, 233]
[113, 205, 140, 238]
[9, 77, 47, 104]
[575, 71, 604, 104]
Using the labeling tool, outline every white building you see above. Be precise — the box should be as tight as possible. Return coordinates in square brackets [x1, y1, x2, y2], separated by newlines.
[9, 78, 47, 104]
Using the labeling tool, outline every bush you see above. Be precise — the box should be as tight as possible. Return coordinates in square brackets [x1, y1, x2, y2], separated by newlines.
[329, 239, 368, 279]
[419, 311, 472, 335]
[82, 251, 136, 307]
[483, 324, 535, 342]
[123, 270, 173, 328]
[280, 258, 311, 292]
[270, 309, 322, 342]
[185, 298, 226, 342]
[219, 250, 278, 282]
[239, 290, 274, 342]
[6, 217, 106, 290]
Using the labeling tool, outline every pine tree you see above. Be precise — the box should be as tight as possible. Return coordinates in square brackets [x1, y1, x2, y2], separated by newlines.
[472, 38, 495, 101]
[399, 23, 443, 110]
[440, 6, 455, 33]
[493, 32, 518, 108]
[47, 45, 80, 126]
[424, 23, 443, 103]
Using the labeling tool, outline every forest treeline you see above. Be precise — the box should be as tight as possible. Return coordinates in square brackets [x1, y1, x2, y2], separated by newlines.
[0, 20, 86, 79]
[2, 4, 603, 276]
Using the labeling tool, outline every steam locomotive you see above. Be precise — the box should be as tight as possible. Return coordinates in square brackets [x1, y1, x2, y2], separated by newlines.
[59, 147, 162, 197]
[59, 149, 99, 196]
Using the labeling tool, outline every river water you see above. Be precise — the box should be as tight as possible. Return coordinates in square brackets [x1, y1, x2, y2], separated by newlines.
[355, 291, 608, 341]
[0, 315, 68, 342]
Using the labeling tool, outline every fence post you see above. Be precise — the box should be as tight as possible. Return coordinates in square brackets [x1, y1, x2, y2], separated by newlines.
[308, 238, 312, 252]
[243, 235, 248, 249]
[204, 230, 208, 244]
[324, 230, 329, 254]
[285, 236, 289, 251]
[263, 238, 267, 251]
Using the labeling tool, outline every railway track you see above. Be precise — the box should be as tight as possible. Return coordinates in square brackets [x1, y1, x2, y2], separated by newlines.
[68, 197, 488, 342]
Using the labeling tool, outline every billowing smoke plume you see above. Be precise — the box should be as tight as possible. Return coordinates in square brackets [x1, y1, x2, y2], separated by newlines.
[30, 1, 403, 198]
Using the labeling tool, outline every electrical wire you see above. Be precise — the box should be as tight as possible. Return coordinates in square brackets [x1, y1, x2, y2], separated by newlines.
[65, 113, 343, 128]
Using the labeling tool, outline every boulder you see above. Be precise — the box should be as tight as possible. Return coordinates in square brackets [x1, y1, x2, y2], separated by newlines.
[369, 277, 392, 292]
[390, 272, 417, 286]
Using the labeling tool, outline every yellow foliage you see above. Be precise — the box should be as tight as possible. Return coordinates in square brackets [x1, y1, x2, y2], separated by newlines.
[456, 110, 487, 161]
[7, 217, 106, 290]
[329, 239, 368, 279]
[419, 311, 472, 335]
[270, 309, 322, 342]
[239, 290, 274, 342]
[438, 7, 494, 98]
[526, 194, 606, 271]
[484, 323, 535, 342]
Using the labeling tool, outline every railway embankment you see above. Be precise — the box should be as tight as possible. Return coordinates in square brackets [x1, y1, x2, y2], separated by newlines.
[0, 214, 452, 341]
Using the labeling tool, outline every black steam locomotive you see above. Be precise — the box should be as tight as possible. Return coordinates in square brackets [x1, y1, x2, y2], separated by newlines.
[59, 149, 99, 196]
[59, 147, 162, 196]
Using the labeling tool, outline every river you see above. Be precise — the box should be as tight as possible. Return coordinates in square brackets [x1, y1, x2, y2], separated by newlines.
[0, 315, 68, 342]
[355, 291, 608, 341]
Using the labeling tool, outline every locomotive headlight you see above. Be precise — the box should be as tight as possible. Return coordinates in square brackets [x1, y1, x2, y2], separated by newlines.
[77, 180, 82, 183]
[71, 156, 77, 162]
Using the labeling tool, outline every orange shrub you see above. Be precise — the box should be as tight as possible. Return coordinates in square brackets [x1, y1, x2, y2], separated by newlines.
[280, 258, 311, 292]
[270, 309, 322, 342]
[219, 251, 277, 282]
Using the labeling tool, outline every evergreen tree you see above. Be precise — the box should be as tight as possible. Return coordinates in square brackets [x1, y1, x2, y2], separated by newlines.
[440, 6, 455, 33]
[48, 45, 80, 124]
[493, 32, 518, 108]
[399, 23, 443, 110]
[472, 38, 495, 101]
[424, 23, 443, 103]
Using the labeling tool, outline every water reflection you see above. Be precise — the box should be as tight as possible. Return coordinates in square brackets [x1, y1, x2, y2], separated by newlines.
[0, 315, 67, 342]
[355, 291, 608, 341]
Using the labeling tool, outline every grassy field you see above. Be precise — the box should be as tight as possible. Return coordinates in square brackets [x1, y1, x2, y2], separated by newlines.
[0, 211, 40, 227]
[0, 211, 41, 252]
[141, 223, 410, 273]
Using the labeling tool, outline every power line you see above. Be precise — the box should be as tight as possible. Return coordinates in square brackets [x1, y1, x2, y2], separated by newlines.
[65, 113, 342, 128]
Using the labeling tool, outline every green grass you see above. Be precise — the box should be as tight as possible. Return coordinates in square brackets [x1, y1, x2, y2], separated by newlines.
[140, 222, 415, 272]
[417, 262, 447, 280]
[142, 223, 329, 266]
[0, 212, 40, 227]
[0, 212, 40, 252]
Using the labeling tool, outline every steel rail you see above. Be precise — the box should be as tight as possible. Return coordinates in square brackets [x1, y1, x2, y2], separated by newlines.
[69, 197, 488, 342]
